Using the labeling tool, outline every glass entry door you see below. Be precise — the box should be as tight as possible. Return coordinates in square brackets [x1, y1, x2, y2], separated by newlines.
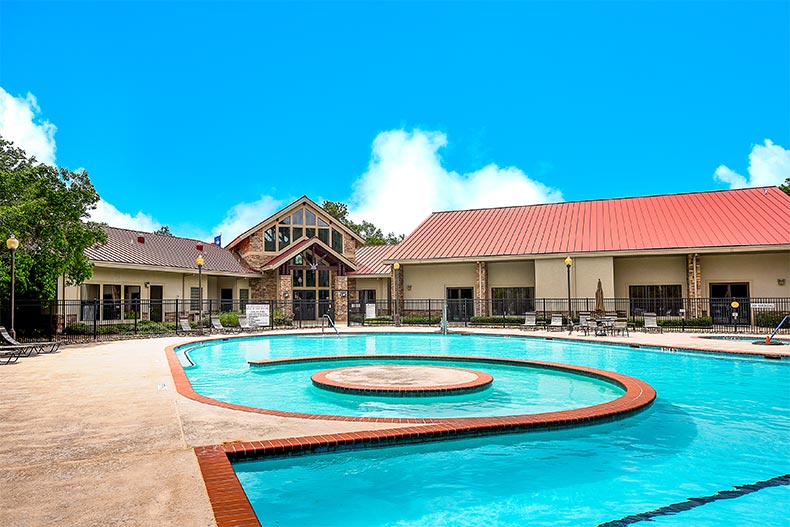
[446, 287, 474, 322]
[709, 282, 750, 325]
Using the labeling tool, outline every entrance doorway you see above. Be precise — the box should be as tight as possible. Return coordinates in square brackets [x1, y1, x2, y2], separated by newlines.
[709, 282, 750, 325]
[150, 285, 163, 322]
[446, 287, 474, 322]
[221, 288, 233, 312]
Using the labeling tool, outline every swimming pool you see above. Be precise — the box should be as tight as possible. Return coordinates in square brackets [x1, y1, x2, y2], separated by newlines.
[180, 334, 790, 526]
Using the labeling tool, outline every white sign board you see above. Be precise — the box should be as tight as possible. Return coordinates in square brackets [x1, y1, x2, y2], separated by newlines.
[365, 303, 377, 318]
[751, 303, 775, 309]
[246, 304, 270, 327]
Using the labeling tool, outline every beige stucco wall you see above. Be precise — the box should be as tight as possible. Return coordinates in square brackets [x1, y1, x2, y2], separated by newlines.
[701, 251, 790, 297]
[488, 261, 535, 289]
[354, 277, 391, 302]
[535, 256, 613, 298]
[403, 263, 476, 299]
[613, 255, 687, 297]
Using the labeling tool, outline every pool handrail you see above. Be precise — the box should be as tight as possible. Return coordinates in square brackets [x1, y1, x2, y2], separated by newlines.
[322, 314, 339, 335]
[768, 315, 790, 343]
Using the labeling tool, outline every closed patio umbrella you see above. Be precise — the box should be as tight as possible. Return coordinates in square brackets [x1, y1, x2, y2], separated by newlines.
[594, 279, 605, 314]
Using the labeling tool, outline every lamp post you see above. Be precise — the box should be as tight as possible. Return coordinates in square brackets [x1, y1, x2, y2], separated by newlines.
[393, 262, 401, 327]
[6, 235, 19, 339]
[564, 256, 573, 331]
[196, 254, 204, 335]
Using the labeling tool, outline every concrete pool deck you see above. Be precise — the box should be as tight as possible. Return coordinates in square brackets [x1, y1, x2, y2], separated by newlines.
[1, 326, 787, 526]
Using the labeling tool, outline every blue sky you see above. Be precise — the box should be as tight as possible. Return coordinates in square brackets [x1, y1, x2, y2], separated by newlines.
[1, 0, 788, 242]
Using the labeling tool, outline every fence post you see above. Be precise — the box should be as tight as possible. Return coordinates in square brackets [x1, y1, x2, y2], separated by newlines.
[175, 298, 179, 333]
[93, 298, 99, 340]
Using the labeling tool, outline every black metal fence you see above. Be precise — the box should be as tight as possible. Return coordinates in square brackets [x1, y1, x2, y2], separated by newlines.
[2, 298, 338, 344]
[347, 296, 790, 334]
[2, 296, 788, 343]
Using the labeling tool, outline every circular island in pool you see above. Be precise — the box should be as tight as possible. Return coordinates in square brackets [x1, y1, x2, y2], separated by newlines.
[311, 365, 494, 397]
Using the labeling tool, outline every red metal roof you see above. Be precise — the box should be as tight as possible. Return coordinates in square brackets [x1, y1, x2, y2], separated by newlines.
[86, 227, 258, 275]
[387, 187, 790, 261]
[349, 245, 397, 276]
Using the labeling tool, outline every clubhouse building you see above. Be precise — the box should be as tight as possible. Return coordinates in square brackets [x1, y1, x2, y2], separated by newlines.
[60, 186, 790, 325]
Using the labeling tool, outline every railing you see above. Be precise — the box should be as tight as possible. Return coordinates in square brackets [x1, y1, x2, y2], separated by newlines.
[321, 314, 339, 335]
[2, 296, 788, 343]
[347, 297, 790, 335]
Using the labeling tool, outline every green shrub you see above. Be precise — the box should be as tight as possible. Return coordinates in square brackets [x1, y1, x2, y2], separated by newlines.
[64, 322, 91, 335]
[656, 316, 713, 328]
[469, 316, 524, 326]
[219, 312, 239, 327]
[755, 312, 788, 328]
[272, 310, 293, 326]
[402, 315, 441, 324]
[364, 317, 393, 325]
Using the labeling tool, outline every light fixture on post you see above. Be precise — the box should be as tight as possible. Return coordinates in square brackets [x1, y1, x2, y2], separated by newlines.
[393, 262, 401, 327]
[564, 256, 573, 331]
[6, 235, 19, 339]
[196, 254, 205, 335]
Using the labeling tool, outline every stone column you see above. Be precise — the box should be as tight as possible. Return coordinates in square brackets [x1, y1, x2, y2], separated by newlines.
[391, 264, 404, 324]
[278, 274, 293, 317]
[686, 254, 703, 317]
[334, 274, 348, 323]
[474, 261, 489, 317]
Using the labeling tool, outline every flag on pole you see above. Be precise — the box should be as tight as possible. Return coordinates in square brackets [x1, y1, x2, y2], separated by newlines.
[213, 235, 221, 247]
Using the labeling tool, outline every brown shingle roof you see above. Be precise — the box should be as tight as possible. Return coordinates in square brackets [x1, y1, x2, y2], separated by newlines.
[387, 187, 790, 261]
[87, 226, 258, 275]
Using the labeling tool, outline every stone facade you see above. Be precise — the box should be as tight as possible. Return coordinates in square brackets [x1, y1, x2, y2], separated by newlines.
[686, 253, 704, 317]
[474, 261, 489, 317]
[391, 265, 404, 324]
[278, 274, 293, 316]
[249, 272, 278, 300]
[334, 275, 349, 323]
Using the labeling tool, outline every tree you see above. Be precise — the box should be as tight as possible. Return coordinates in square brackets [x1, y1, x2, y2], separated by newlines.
[154, 225, 174, 236]
[780, 178, 790, 196]
[321, 200, 404, 245]
[0, 136, 107, 300]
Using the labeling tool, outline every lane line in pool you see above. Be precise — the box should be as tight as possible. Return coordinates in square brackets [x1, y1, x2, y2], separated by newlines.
[598, 473, 790, 527]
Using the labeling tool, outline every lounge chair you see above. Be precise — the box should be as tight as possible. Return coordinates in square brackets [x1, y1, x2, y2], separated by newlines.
[547, 313, 564, 331]
[0, 326, 60, 354]
[520, 312, 538, 331]
[576, 315, 597, 336]
[0, 345, 25, 364]
[643, 313, 663, 333]
[179, 318, 195, 333]
[211, 316, 240, 333]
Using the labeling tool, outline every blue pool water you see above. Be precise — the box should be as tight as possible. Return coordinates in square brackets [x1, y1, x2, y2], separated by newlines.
[181, 334, 790, 526]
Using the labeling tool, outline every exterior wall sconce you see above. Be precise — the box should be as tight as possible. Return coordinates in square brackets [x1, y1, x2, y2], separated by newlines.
[144, 281, 150, 288]
[341, 291, 347, 297]
[407, 285, 412, 291]
[779, 278, 786, 286]
[283, 291, 290, 298]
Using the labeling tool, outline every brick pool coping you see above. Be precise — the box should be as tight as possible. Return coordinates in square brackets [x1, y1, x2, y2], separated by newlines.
[165, 341, 656, 527]
[311, 364, 494, 397]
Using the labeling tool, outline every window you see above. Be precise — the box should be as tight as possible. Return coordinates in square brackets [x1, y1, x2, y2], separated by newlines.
[280, 215, 291, 225]
[492, 287, 534, 315]
[103, 284, 122, 320]
[278, 226, 291, 250]
[239, 288, 249, 311]
[318, 270, 330, 287]
[306, 269, 316, 287]
[264, 226, 276, 251]
[293, 270, 304, 287]
[293, 227, 303, 241]
[305, 210, 316, 225]
[359, 289, 376, 305]
[190, 287, 201, 311]
[629, 285, 682, 316]
[318, 228, 329, 245]
[318, 217, 329, 227]
[332, 229, 343, 253]
[306, 227, 315, 239]
[80, 284, 100, 321]
[292, 209, 303, 225]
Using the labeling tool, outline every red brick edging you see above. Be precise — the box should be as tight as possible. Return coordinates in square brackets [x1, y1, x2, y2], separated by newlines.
[168, 342, 656, 527]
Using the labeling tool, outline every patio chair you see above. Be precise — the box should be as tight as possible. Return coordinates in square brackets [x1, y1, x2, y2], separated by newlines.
[211, 316, 240, 333]
[520, 312, 539, 331]
[573, 313, 591, 335]
[547, 313, 564, 331]
[612, 319, 630, 337]
[238, 315, 254, 332]
[0, 326, 60, 354]
[643, 313, 663, 333]
[179, 318, 195, 333]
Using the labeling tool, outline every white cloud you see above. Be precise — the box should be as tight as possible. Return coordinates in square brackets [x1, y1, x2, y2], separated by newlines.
[89, 199, 162, 233]
[211, 195, 285, 244]
[0, 86, 57, 166]
[349, 129, 563, 235]
[714, 139, 790, 188]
